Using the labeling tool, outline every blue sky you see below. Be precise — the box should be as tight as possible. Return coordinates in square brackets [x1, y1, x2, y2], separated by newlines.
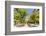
[25, 8, 33, 14]
[14, 8, 33, 14]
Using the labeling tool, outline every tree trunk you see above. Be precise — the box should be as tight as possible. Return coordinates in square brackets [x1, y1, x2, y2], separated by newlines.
[35, 21, 36, 24]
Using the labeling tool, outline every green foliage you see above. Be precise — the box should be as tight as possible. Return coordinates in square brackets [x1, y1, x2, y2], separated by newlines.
[14, 8, 39, 25]
[14, 8, 27, 25]
[28, 9, 39, 24]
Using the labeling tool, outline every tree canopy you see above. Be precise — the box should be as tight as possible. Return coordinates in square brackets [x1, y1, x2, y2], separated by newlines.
[14, 8, 27, 25]
[14, 8, 39, 25]
[28, 9, 39, 24]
